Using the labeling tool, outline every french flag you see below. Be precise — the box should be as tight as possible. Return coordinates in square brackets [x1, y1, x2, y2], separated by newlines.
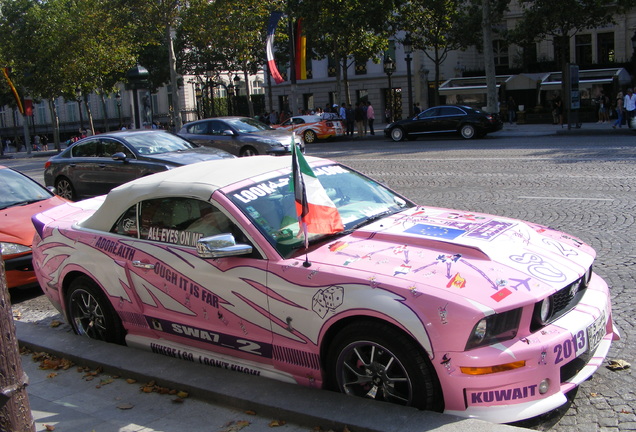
[266, 12, 285, 84]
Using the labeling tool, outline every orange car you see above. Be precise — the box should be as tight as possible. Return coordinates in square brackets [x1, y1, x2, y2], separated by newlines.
[274, 115, 344, 143]
[0, 166, 67, 289]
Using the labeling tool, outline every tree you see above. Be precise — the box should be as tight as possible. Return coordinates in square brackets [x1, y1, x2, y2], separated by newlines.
[292, 0, 397, 106]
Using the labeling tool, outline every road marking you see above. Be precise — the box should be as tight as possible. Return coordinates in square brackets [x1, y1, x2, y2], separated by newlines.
[517, 196, 614, 201]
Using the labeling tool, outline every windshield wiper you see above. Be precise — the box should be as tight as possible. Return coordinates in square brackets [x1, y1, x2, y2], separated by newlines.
[6, 199, 43, 208]
[348, 209, 398, 231]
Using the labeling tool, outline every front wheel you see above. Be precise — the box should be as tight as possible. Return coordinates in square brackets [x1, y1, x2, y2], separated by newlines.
[66, 276, 125, 344]
[390, 128, 405, 142]
[55, 177, 76, 201]
[239, 146, 258, 157]
[460, 124, 476, 139]
[327, 321, 443, 411]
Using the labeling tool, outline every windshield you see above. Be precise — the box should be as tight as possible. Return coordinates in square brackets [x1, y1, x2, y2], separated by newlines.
[228, 163, 413, 257]
[226, 118, 273, 133]
[125, 132, 197, 155]
[0, 168, 53, 210]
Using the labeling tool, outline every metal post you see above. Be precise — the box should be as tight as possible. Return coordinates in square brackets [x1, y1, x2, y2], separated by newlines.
[403, 34, 414, 117]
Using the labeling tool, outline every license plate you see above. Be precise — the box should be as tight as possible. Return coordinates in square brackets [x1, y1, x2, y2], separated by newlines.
[586, 312, 607, 353]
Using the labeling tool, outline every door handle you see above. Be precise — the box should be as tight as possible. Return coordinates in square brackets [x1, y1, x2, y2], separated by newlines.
[132, 261, 155, 269]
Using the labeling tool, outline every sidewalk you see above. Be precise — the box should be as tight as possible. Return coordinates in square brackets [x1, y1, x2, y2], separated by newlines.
[15, 321, 524, 432]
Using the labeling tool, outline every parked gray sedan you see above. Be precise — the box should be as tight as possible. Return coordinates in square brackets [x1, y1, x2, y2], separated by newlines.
[44, 130, 235, 200]
[178, 117, 304, 157]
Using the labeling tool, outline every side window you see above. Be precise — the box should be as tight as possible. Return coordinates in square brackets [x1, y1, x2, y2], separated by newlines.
[101, 138, 134, 158]
[439, 106, 463, 116]
[419, 108, 439, 119]
[111, 204, 138, 237]
[208, 120, 225, 135]
[189, 122, 208, 134]
[71, 139, 99, 157]
[137, 197, 237, 247]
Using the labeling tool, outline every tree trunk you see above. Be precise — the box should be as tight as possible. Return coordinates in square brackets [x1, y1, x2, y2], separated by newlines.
[85, 95, 96, 135]
[0, 258, 36, 432]
[482, 0, 498, 113]
[48, 99, 61, 152]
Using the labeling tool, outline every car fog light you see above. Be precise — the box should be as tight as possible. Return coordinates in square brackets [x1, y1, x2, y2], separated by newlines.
[539, 379, 550, 394]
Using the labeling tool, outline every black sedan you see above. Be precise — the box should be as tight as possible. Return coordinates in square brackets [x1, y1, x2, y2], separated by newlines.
[178, 116, 304, 157]
[384, 105, 503, 141]
[44, 130, 235, 200]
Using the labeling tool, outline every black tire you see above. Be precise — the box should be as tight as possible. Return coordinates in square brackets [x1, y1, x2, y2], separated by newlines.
[55, 177, 76, 201]
[390, 127, 405, 142]
[326, 321, 443, 411]
[66, 276, 125, 345]
[239, 146, 258, 157]
[460, 124, 476, 139]
[304, 129, 317, 143]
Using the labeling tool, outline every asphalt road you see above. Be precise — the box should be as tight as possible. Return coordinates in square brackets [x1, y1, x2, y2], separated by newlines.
[6, 131, 636, 431]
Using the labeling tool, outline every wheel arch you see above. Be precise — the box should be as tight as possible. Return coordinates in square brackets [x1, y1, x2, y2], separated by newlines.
[319, 314, 434, 373]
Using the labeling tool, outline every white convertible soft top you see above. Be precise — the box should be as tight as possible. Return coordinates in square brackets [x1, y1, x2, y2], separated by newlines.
[79, 155, 325, 232]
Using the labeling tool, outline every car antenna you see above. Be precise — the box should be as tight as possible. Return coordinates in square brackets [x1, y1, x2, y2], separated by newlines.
[303, 252, 311, 267]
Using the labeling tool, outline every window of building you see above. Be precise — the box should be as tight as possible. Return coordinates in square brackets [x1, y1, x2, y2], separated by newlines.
[597, 32, 615, 63]
[575, 34, 592, 66]
[355, 60, 367, 75]
[303, 93, 314, 112]
[356, 90, 369, 104]
[493, 40, 509, 67]
[328, 56, 337, 78]
[36, 102, 47, 124]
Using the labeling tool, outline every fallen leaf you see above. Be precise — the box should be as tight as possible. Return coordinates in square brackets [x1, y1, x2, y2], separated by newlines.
[141, 386, 154, 393]
[590, 392, 598, 397]
[269, 420, 286, 427]
[220, 420, 250, 432]
[117, 403, 134, 410]
[50, 320, 62, 328]
[126, 378, 137, 384]
[176, 390, 189, 399]
[47, 372, 57, 379]
[99, 378, 114, 386]
[44, 425, 55, 431]
[607, 359, 631, 371]
[621, 409, 632, 414]
[172, 397, 184, 404]
[245, 410, 256, 415]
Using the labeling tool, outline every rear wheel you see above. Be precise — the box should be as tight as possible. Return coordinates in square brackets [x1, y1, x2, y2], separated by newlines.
[390, 128, 405, 142]
[55, 177, 76, 200]
[327, 321, 443, 411]
[304, 129, 317, 143]
[239, 146, 258, 157]
[66, 276, 125, 345]
[460, 124, 476, 139]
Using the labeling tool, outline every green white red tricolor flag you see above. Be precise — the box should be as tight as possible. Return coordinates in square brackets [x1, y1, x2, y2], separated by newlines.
[290, 138, 343, 248]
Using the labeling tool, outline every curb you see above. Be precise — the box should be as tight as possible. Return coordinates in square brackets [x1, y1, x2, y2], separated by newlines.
[15, 321, 524, 432]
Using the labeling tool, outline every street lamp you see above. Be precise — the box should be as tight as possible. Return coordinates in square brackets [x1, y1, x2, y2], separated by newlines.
[233, 75, 241, 115]
[75, 87, 85, 133]
[403, 34, 414, 117]
[227, 83, 235, 116]
[383, 56, 396, 123]
[195, 82, 202, 119]
[115, 91, 122, 129]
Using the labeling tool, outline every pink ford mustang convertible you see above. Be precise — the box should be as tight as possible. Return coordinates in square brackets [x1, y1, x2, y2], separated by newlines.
[32, 156, 618, 423]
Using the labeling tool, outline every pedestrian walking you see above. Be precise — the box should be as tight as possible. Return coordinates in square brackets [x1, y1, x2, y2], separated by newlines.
[41, 135, 49, 151]
[354, 102, 366, 138]
[507, 96, 517, 124]
[612, 92, 624, 129]
[624, 88, 636, 128]
[345, 104, 355, 136]
[366, 101, 375, 135]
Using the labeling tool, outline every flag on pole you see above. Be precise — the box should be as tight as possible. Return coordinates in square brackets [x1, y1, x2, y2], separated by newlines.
[295, 19, 307, 80]
[266, 12, 285, 84]
[290, 139, 344, 248]
[1, 68, 24, 114]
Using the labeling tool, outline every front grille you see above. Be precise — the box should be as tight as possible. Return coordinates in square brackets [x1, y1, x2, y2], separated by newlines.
[530, 266, 591, 332]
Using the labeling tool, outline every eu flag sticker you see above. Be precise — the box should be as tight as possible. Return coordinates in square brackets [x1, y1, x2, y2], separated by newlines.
[405, 224, 465, 240]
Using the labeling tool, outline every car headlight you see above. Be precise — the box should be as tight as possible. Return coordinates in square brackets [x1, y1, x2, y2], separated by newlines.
[263, 139, 283, 147]
[531, 296, 554, 329]
[465, 308, 521, 350]
[1, 242, 31, 256]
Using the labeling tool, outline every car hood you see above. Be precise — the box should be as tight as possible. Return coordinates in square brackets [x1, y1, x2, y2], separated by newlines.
[246, 130, 298, 146]
[1, 196, 67, 246]
[309, 206, 594, 310]
[144, 147, 235, 165]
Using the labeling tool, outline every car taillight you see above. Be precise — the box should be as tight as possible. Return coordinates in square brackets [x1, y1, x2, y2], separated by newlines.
[44, 161, 51, 169]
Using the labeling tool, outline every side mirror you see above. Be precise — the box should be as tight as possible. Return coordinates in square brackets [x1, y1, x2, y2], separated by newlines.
[222, 129, 237, 137]
[112, 152, 128, 161]
[196, 233, 252, 258]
